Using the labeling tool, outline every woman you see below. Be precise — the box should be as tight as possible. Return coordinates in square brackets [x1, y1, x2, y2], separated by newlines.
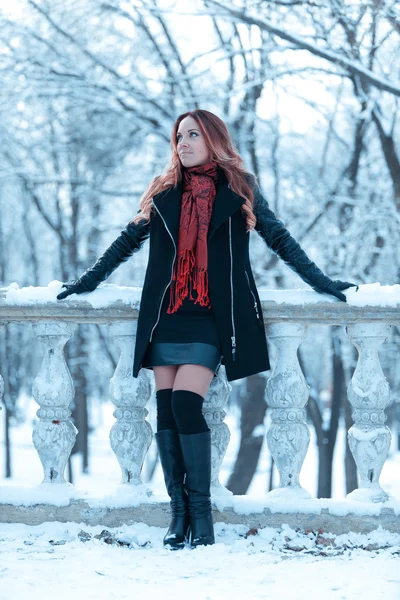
[57, 109, 356, 550]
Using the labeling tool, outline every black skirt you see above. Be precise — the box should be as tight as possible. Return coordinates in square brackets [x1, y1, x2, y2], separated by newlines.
[141, 288, 223, 375]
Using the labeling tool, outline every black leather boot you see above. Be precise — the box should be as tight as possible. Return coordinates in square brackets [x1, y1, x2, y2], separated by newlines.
[179, 430, 215, 547]
[155, 429, 190, 549]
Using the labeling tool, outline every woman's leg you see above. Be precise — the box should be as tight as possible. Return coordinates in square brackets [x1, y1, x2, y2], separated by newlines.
[153, 364, 213, 432]
[153, 364, 189, 549]
[154, 365, 179, 431]
[171, 364, 214, 435]
[173, 364, 214, 397]
[171, 364, 215, 547]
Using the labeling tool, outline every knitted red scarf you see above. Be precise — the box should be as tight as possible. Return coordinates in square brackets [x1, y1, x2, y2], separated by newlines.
[167, 162, 218, 313]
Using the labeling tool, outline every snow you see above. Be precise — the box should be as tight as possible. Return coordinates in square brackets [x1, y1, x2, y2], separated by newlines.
[345, 283, 400, 307]
[258, 283, 400, 307]
[3, 281, 141, 308]
[0, 521, 398, 600]
[1, 480, 400, 516]
[2, 281, 400, 308]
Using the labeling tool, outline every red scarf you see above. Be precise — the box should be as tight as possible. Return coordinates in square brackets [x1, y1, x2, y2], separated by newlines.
[167, 162, 218, 313]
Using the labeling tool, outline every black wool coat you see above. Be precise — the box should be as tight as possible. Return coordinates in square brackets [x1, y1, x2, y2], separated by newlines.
[77, 175, 333, 382]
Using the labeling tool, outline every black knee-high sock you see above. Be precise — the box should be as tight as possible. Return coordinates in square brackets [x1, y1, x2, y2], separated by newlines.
[171, 390, 209, 435]
[156, 388, 176, 432]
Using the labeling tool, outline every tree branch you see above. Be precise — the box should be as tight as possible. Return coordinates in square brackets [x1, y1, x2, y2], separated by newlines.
[206, 1, 400, 97]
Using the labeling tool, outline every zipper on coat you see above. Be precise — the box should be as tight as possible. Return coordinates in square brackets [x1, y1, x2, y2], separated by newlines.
[245, 270, 260, 320]
[228, 216, 236, 362]
[149, 204, 177, 342]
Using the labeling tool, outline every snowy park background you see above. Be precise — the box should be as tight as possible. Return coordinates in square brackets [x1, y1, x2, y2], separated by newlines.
[1, 0, 400, 598]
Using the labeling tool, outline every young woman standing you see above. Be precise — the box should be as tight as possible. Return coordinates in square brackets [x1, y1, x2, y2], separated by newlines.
[57, 109, 357, 549]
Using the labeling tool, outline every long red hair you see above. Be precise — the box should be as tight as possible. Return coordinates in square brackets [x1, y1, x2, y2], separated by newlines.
[132, 109, 256, 230]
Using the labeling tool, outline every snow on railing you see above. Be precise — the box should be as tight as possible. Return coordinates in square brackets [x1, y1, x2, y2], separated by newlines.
[0, 282, 399, 523]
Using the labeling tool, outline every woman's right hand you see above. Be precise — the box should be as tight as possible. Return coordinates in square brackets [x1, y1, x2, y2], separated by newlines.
[57, 280, 91, 300]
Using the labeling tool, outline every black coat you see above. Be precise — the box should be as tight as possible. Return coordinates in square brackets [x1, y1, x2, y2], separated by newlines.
[77, 176, 332, 381]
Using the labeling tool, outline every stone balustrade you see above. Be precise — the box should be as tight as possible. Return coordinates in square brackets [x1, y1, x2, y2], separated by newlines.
[0, 286, 399, 533]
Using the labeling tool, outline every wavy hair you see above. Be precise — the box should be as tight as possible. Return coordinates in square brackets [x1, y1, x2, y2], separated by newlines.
[132, 109, 257, 230]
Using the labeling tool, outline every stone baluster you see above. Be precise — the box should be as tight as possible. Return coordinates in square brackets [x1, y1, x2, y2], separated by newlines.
[109, 321, 153, 487]
[203, 366, 233, 497]
[0, 323, 4, 413]
[32, 322, 76, 484]
[265, 322, 311, 498]
[346, 323, 392, 503]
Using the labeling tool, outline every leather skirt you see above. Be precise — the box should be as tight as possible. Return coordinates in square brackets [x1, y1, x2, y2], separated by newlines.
[142, 341, 222, 376]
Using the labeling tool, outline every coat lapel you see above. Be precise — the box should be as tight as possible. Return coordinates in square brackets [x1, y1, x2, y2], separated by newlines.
[207, 183, 246, 240]
[152, 180, 246, 245]
[152, 183, 182, 246]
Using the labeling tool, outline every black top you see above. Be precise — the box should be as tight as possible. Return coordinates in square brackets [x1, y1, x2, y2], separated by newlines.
[150, 285, 221, 349]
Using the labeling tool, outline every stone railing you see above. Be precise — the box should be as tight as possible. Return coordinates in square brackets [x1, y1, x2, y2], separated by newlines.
[0, 285, 399, 533]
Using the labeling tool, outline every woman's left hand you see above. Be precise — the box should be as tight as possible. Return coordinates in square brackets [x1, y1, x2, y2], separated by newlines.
[323, 280, 359, 302]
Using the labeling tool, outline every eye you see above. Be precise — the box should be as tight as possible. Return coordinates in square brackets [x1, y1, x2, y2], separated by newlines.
[177, 131, 199, 142]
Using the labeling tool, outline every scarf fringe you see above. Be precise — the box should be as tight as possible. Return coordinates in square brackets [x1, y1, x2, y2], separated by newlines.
[167, 249, 211, 314]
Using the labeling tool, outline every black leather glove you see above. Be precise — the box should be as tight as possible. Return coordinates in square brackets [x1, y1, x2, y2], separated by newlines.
[323, 280, 358, 302]
[57, 279, 95, 300]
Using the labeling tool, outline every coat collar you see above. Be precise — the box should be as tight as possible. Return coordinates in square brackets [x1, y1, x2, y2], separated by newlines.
[152, 178, 246, 245]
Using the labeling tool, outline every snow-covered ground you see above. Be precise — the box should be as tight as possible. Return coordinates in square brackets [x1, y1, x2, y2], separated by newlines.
[0, 521, 399, 600]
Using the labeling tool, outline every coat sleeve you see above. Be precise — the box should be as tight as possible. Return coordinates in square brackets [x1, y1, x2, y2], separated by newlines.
[252, 182, 332, 292]
[77, 217, 151, 292]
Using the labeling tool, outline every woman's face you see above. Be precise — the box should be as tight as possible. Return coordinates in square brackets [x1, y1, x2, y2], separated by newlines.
[176, 116, 211, 168]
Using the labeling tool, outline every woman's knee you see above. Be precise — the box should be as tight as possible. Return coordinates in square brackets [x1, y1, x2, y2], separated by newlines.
[173, 364, 214, 397]
[171, 389, 209, 434]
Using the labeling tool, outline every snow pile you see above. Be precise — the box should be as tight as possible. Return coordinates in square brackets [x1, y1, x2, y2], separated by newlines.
[0, 522, 398, 600]
[2, 481, 400, 515]
[1, 520, 399, 558]
[0, 481, 156, 508]
[3, 281, 142, 308]
[346, 283, 400, 307]
[0, 482, 79, 507]
[21, 522, 396, 557]
[259, 282, 400, 307]
[214, 492, 400, 516]
[2, 281, 400, 308]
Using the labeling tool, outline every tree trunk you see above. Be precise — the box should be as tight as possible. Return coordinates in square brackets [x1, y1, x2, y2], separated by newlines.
[306, 395, 328, 496]
[69, 326, 89, 473]
[3, 402, 11, 478]
[343, 391, 357, 493]
[0, 328, 11, 478]
[227, 373, 267, 494]
[326, 342, 345, 495]
[302, 334, 343, 499]
[372, 109, 400, 206]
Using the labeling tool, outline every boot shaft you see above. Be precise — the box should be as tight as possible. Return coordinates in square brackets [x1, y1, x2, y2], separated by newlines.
[179, 431, 211, 498]
[155, 429, 186, 495]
